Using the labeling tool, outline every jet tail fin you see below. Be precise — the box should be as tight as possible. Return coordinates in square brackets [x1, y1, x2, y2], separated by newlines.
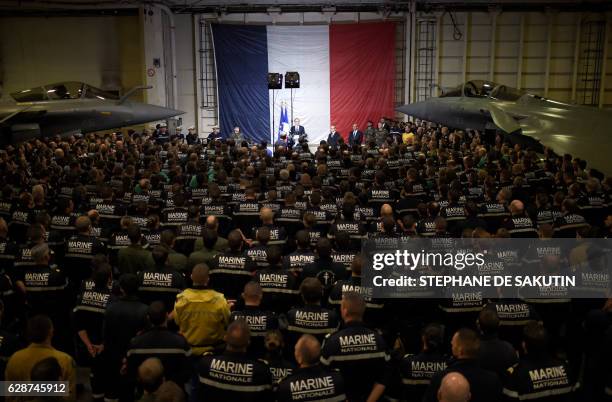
[118, 86, 153, 104]
[487, 104, 521, 133]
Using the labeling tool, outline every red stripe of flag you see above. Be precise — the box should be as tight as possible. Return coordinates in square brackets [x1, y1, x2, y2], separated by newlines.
[329, 22, 396, 142]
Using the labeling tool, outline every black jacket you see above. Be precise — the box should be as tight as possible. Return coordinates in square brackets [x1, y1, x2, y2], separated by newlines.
[478, 333, 518, 378]
[320, 320, 390, 402]
[197, 350, 272, 402]
[276, 364, 346, 402]
[103, 295, 148, 360]
[502, 355, 575, 402]
[126, 326, 192, 385]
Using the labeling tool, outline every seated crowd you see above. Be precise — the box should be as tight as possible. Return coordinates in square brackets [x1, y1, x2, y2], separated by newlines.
[0, 119, 609, 402]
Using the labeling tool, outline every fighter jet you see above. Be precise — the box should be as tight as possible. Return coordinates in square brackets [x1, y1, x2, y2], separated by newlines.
[397, 80, 612, 175]
[0, 81, 183, 144]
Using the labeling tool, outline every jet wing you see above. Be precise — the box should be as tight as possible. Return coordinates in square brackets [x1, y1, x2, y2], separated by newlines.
[0, 105, 34, 124]
[515, 104, 612, 176]
[486, 104, 521, 133]
[0, 104, 101, 138]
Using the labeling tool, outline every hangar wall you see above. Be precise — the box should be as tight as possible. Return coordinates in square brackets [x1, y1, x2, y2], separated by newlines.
[0, 15, 144, 102]
[428, 11, 612, 107]
[174, 14, 197, 132]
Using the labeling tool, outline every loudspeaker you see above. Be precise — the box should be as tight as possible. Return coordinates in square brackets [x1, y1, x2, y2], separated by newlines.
[285, 71, 300, 88]
[268, 73, 283, 89]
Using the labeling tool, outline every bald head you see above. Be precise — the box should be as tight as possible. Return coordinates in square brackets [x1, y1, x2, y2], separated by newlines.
[191, 263, 209, 286]
[242, 281, 263, 305]
[138, 357, 164, 394]
[260, 207, 274, 224]
[225, 319, 251, 352]
[294, 335, 321, 367]
[438, 372, 471, 402]
[75, 216, 92, 234]
[380, 203, 393, 217]
[205, 215, 219, 231]
[509, 200, 524, 215]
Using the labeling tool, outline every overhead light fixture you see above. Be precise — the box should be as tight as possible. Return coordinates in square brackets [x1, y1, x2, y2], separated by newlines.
[322, 6, 336, 14]
[267, 6, 282, 14]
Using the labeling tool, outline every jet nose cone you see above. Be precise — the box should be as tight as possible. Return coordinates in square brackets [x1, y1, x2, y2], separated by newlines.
[130, 103, 184, 124]
[396, 102, 428, 119]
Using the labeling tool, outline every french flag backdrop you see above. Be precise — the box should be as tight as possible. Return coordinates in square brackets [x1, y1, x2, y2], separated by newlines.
[212, 22, 396, 144]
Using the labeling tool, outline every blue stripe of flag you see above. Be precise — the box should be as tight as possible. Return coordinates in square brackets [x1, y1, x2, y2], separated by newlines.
[211, 24, 270, 144]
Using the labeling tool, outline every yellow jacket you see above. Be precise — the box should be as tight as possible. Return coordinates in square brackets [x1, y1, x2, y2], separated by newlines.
[173, 287, 230, 356]
[5, 343, 76, 400]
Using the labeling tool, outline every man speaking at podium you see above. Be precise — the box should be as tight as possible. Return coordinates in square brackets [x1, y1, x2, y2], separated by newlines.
[289, 118, 307, 145]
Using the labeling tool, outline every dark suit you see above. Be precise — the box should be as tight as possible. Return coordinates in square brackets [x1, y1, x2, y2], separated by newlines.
[327, 132, 341, 148]
[348, 130, 363, 146]
[289, 125, 305, 137]
[289, 125, 307, 145]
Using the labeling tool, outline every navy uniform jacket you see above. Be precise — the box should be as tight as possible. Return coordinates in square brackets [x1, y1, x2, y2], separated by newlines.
[283, 249, 315, 275]
[246, 245, 269, 269]
[302, 258, 347, 295]
[320, 321, 390, 402]
[137, 267, 185, 311]
[502, 356, 576, 402]
[103, 295, 148, 361]
[23, 264, 67, 318]
[175, 222, 204, 255]
[276, 364, 346, 402]
[400, 351, 449, 402]
[478, 203, 510, 232]
[161, 206, 189, 230]
[208, 250, 255, 302]
[197, 351, 273, 402]
[64, 234, 106, 285]
[253, 224, 288, 247]
[126, 327, 192, 385]
[230, 306, 279, 358]
[264, 352, 296, 388]
[255, 267, 299, 314]
[330, 250, 356, 274]
[553, 213, 589, 238]
[73, 284, 115, 345]
[328, 276, 385, 329]
[478, 334, 518, 378]
[283, 304, 339, 348]
[502, 215, 539, 238]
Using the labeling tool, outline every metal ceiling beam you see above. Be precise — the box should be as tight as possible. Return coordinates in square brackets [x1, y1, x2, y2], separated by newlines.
[1, 0, 611, 15]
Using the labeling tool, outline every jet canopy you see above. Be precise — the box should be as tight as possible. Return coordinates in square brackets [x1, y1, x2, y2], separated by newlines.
[441, 80, 524, 101]
[11, 82, 119, 102]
